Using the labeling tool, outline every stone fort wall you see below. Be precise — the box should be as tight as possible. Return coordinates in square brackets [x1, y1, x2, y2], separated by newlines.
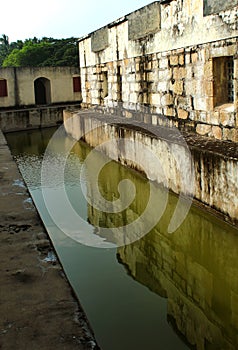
[78, 0, 238, 142]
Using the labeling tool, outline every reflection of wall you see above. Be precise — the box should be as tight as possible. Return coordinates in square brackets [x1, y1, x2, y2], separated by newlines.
[117, 208, 238, 350]
[84, 146, 238, 349]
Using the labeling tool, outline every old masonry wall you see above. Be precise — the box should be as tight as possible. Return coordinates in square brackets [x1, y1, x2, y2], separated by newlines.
[79, 0, 238, 142]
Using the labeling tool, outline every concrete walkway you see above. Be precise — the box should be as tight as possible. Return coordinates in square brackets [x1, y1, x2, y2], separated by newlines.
[0, 130, 99, 350]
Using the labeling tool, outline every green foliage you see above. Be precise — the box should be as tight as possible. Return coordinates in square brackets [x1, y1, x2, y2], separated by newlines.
[0, 35, 79, 67]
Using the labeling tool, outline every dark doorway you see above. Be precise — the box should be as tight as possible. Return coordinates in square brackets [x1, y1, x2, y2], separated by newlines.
[34, 77, 51, 105]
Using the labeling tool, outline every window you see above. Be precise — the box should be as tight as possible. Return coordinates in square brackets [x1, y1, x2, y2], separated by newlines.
[101, 72, 108, 98]
[117, 66, 122, 102]
[213, 56, 234, 107]
[0, 79, 8, 97]
[73, 76, 81, 93]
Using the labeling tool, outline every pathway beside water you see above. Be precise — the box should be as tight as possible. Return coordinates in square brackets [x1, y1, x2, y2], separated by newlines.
[0, 130, 97, 350]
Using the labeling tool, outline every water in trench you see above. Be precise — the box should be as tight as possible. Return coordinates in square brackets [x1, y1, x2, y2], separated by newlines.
[6, 127, 238, 350]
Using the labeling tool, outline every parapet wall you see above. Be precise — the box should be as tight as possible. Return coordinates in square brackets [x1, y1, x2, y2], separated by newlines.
[64, 110, 238, 225]
[0, 104, 81, 132]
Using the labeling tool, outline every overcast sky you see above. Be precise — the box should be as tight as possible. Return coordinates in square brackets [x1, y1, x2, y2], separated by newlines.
[2, 0, 153, 42]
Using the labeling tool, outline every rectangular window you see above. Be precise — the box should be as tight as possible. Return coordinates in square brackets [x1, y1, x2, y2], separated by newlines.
[117, 66, 122, 102]
[73, 76, 81, 93]
[101, 71, 108, 99]
[0, 79, 7, 97]
[213, 56, 234, 107]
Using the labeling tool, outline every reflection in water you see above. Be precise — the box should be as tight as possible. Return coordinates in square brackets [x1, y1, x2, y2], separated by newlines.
[6, 128, 238, 350]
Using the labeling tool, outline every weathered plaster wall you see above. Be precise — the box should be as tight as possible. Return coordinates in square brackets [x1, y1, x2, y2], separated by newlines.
[0, 67, 81, 108]
[78, 0, 238, 141]
[128, 2, 161, 40]
[63, 111, 238, 224]
[204, 0, 238, 15]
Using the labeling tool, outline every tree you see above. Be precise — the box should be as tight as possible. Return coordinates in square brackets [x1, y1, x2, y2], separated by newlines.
[1, 36, 79, 67]
[0, 34, 10, 65]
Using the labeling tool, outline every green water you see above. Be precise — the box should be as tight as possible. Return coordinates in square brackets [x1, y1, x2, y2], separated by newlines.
[6, 127, 238, 350]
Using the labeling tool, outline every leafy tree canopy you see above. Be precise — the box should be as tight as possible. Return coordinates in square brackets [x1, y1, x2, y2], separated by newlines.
[0, 35, 79, 67]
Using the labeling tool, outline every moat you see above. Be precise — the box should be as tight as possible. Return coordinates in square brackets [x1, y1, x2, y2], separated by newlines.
[6, 127, 238, 350]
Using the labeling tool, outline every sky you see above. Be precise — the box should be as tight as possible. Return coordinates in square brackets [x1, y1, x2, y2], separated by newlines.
[2, 0, 153, 42]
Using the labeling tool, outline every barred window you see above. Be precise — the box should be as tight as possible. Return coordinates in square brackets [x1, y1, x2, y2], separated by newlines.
[0, 79, 7, 97]
[213, 56, 234, 107]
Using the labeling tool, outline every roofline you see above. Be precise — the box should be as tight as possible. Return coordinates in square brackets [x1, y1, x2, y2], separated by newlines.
[77, 1, 160, 42]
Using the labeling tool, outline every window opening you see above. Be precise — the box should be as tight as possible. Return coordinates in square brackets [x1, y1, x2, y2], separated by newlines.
[73, 76, 81, 92]
[0, 79, 7, 97]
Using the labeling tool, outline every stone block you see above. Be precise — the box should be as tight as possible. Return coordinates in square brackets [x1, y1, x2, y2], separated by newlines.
[177, 96, 192, 110]
[151, 93, 161, 106]
[157, 81, 168, 92]
[194, 64, 205, 79]
[161, 93, 173, 106]
[204, 61, 213, 79]
[159, 69, 172, 81]
[147, 71, 155, 82]
[163, 107, 176, 117]
[206, 111, 219, 125]
[178, 109, 189, 120]
[135, 63, 140, 72]
[194, 97, 207, 111]
[204, 80, 213, 97]
[196, 123, 211, 135]
[231, 129, 238, 142]
[155, 106, 163, 114]
[185, 53, 191, 64]
[152, 59, 158, 70]
[172, 81, 184, 95]
[135, 73, 142, 82]
[212, 126, 222, 140]
[129, 92, 138, 104]
[152, 115, 158, 125]
[185, 80, 198, 95]
[220, 111, 235, 127]
[145, 61, 152, 71]
[173, 67, 186, 80]
[159, 57, 168, 69]
[191, 52, 198, 63]
[179, 55, 185, 66]
[170, 55, 179, 66]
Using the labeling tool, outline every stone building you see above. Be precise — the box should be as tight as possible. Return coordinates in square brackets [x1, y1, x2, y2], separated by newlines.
[0, 66, 81, 108]
[78, 0, 238, 141]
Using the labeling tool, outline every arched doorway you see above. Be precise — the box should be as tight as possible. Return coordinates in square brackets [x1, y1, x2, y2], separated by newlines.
[34, 77, 51, 105]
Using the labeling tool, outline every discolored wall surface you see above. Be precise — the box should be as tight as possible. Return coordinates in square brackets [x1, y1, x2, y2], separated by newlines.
[63, 110, 238, 225]
[78, 0, 238, 142]
[0, 66, 81, 108]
